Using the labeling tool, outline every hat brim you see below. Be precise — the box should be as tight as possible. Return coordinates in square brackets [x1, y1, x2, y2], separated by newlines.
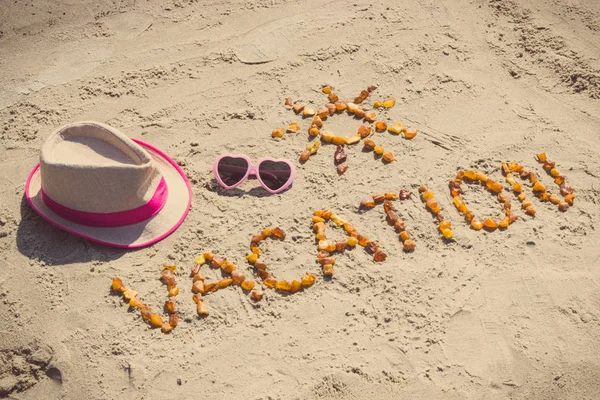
[25, 139, 192, 248]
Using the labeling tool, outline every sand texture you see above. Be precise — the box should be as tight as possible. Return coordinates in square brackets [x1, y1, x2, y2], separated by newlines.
[1, 0, 600, 398]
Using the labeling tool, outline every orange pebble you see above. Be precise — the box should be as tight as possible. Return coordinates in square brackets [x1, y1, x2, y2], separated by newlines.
[382, 152, 395, 163]
[250, 289, 264, 301]
[382, 98, 395, 108]
[483, 218, 499, 229]
[471, 219, 483, 230]
[111, 277, 125, 293]
[375, 121, 387, 131]
[271, 128, 284, 138]
[149, 314, 163, 328]
[404, 129, 417, 139]
[241, 280, 255, 291]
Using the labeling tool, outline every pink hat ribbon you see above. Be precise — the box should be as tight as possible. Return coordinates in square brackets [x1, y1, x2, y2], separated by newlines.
[40, 177, 168, 228]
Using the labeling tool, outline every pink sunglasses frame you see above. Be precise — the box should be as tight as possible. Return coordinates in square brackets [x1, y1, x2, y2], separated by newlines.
[213, 154, 296, 194]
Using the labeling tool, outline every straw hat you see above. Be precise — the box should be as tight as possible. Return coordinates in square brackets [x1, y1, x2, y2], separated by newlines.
[25, 121, 192, 248]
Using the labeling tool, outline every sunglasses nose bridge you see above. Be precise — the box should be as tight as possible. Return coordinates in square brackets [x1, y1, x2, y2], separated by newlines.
[248, 165, 258, 177]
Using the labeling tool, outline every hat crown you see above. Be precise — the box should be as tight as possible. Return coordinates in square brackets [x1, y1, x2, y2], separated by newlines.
[39, 122, 163, 213]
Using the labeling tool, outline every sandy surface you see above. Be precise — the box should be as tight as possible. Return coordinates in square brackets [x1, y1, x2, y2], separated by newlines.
[1, 0, 600, 398]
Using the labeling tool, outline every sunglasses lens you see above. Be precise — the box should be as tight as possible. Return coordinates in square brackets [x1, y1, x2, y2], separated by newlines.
[258, 161, 292, 191]
[217, 157, 249, 187]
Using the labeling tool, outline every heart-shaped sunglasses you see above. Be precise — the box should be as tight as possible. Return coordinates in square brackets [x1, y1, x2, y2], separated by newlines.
[213, 155, 295, 194]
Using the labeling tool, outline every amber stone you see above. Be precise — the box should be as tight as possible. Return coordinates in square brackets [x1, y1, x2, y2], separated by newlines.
[203, 282, 217, 292]
[373, 100, 382, 108]
[246, 253, 258, 264]
[123, 288, 138, 301]
[373, 250, 387, 262]
[335, 101, 347, 111]
[212, 256, 226, 267]
[420, 191, 433, 201]
[508, 182, 521, 193]
[264, 278, 278, 288]
[394, 220, 406, 232]
[254, 260, 267, 271]
[470, 219, 483, 230]
[326, 103, 336, 115]
[426, 199, 440, 214]
[375, 121, 387, 131]
[331, 136, 346, 146]
[439, 220, 452, 230]
[301, 273, 317, 287]
[483, 218, 499, 229]
[558, 202, 569, 212]
[357, 123, 372, 138]
[354, 109, 366, 119]
[197, 302, 209, 316]
[474, 172, 488, 182]
[386, 210, 399, 225]
[399, 190, 411, 200]
[337, 163, 349, 175]
[276, 280, 291, 292]
[111, 277, 125, 293]
[536, 153, 547, 162]
[322, 264, 334, 276]
[388, 122, 403, 134]
[287, 123, 301, 133]
[360, 140, 375, 152]
[404, 129, 417, 139]
[290, 280, 302, 293]
[364, 111, 376, 122]
[299, 150, 311, 162]
[250, 290, 264, 301]
[525, 207, 536, 215]
[169, 313, 179, 328]
[161, 323, 173, 333]
[129, 297, 145, 309]
[373, 145, 384, 155]
[403, 240, 416, 251]
[532, 181, 546, 193]
[399, 231, 410, 242]
[441, 229, 453, 239]
[382, 152, 395, 163]
[303, 107, 316, 117]
[271, 128, 285, 138]
[360, 197, 376, 208]
[345, 134, 361, 145]
[382, 98, 395, 108]
[318, 106, 329, 119]
[149, 314, 163, 328]
[292, 104, 304, 113]
[285, 97, 294, 107]
[490, 182, 504, 193]
[141, 306, 152, 321]
[347, 237, 359, 246]
[221, 261, 236, 274]
[499, 217, 510, 228]
[328, 93, 339, 102]
[231, 270, 246, 284]
[550, 168, 560, 177]
[165, 299, 176, 313]
[241, 280, 255, 291]
[564, 193, 576, 205]
[272, 227, 286, 239]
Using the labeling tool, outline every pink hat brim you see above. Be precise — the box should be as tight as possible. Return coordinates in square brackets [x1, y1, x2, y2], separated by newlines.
[25, 139, 192, 248]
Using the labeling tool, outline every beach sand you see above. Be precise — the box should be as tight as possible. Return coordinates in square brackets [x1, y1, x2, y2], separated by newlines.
[1, 0, 600, 398]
